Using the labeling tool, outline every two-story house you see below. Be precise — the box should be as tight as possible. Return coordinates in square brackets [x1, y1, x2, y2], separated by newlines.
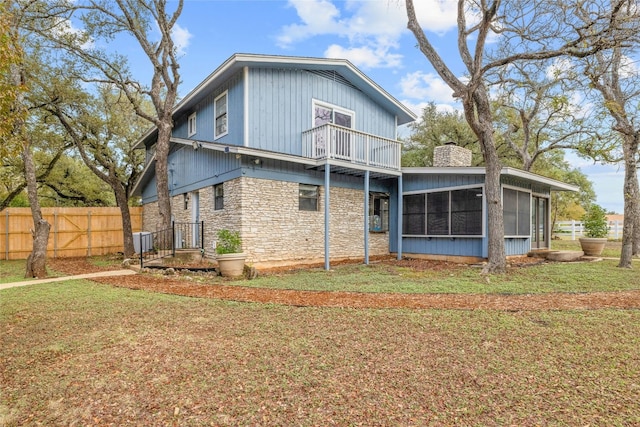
[132, 53, 577, 268]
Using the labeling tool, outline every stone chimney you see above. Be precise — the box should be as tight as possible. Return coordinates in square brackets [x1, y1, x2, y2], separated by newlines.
[433, 141, 472, 167]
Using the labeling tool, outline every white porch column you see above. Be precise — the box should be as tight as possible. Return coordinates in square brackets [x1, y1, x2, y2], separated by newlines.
[397, 175, 403, 260]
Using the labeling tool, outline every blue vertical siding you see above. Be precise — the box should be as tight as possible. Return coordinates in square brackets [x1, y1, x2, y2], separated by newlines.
[396, 172, 546, 258]
[172, 71, 244, 145]
[505, 238, 532, 256]
[247, 68, 397, 155]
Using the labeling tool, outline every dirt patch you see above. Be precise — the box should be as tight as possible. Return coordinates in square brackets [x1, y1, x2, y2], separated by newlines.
[47, 257, 640, 310]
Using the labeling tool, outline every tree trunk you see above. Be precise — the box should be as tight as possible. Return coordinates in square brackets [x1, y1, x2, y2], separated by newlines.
[22, 141, 50, 278]
[112, 178, 135, 257]
[618, 136, 639, 267]
[467, 91, 507, 274]
[633, 212, 640, 257]
[155, 121, 173, 231]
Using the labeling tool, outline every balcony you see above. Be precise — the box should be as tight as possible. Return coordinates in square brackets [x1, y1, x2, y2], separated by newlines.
[302, 124, 401, 172]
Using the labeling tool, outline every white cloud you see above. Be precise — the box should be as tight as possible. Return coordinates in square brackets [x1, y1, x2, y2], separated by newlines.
[172, 23, 192, 56]
[400, 71, 455, 103]
[276, 0, 461, 70]
[325, 44, 402, 69]
[52, 18, 94, 50]
[400, 99, 457, 119]
[619, 54, 640, 78]
[277, 0, 345, 47]
[412, 0, 458, 34]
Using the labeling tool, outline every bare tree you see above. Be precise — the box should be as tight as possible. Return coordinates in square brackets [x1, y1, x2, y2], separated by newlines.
[43, 0, 183, 232]
[583, 43, 640, 267]
[406, 0, 633, 273]
[3, 1, 52, 277]
[48, 86, 146, 257]
[493, 61, 595, 172]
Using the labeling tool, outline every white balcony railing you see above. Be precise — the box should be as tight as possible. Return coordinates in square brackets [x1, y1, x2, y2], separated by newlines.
[302, 124, 401, 171]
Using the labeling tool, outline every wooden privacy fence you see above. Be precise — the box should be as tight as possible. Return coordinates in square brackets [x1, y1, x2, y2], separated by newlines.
[1, 207, 142, 260]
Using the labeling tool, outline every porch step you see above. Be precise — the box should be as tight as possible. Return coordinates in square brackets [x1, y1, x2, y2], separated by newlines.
[531, 250, 585, 262]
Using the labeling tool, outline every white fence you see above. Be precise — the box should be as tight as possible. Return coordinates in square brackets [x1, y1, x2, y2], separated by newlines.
[553, 220, 623, 240]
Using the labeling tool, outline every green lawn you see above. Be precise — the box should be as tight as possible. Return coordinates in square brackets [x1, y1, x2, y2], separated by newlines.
[1, 280, 639, 426]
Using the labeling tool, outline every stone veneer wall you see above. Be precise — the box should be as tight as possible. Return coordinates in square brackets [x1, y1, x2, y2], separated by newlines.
[142, 176, 390, 266]
[433, 144, 472, 167]
[239, 177, 389, 266]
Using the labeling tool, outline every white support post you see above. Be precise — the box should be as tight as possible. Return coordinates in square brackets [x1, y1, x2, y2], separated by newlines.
[364, 170, 370, 265]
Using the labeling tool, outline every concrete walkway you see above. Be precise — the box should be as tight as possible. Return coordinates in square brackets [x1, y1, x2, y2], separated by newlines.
[0, 269, 137, 291]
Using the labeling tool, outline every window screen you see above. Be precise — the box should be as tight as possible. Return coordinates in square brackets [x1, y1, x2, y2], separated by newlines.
[451, 188, 483, 235]
[403, 194, 425, 235]
[503, 188, 531, 236]
[427, 191, 449, 235]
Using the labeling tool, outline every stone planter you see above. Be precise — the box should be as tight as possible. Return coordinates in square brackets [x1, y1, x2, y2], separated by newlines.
[216, 253, 246, 277]
[579, 237, 607, 257]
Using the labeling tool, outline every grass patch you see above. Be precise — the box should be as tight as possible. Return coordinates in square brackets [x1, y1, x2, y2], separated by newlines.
[551, 239, 623, 258]
[0, 260, 63, 284]
[1, 281, 638, 426]
[228, 258, 640, 294]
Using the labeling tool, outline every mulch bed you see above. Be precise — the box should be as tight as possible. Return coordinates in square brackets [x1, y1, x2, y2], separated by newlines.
[47, 257, 640, 311]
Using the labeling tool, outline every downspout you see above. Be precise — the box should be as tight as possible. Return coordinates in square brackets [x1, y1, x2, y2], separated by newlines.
[364, 170, 370, 265]
[397, 175, 403, 260]
[324, 164, 331, 270]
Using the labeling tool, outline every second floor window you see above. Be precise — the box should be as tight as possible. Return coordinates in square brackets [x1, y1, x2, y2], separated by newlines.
[215, 91, 228, 139]
[188, 112, 197, 136]
[313, 101, 354, 158]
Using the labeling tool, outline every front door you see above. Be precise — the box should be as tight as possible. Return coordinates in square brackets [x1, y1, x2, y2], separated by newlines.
[531, 196, 548, 249]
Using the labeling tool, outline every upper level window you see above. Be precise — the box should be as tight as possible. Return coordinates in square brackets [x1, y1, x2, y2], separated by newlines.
[403, 187, 484, 237]
[369, 193, 389, 232]
[503, 187, 531, 236]
[214, 91, 228, 139]
[313, 101, 354, 158]
[313, 101, 354, 129]
[188, 112, 197, 137]
[299, 184, 319, 211]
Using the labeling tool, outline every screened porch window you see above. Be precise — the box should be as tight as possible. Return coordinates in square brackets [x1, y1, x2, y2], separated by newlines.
[503, 188, 531, 236]
[403, 187, 483, 236]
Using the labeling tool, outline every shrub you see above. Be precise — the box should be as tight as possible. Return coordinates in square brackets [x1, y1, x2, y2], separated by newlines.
[581, 204, 609, 238]
[215, 229, 242, 254]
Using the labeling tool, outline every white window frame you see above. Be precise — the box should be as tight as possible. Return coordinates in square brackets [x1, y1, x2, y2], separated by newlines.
[311, 99, 355, 129]
[188, 112, 197, 137]
[214, 90, 228, 140]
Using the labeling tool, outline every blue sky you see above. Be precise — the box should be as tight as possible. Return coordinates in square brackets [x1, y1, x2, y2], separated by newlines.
[115, 0, 626, 213]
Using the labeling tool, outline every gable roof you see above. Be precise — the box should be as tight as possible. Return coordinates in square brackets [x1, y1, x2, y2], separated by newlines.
[135, 53, 417, 148]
